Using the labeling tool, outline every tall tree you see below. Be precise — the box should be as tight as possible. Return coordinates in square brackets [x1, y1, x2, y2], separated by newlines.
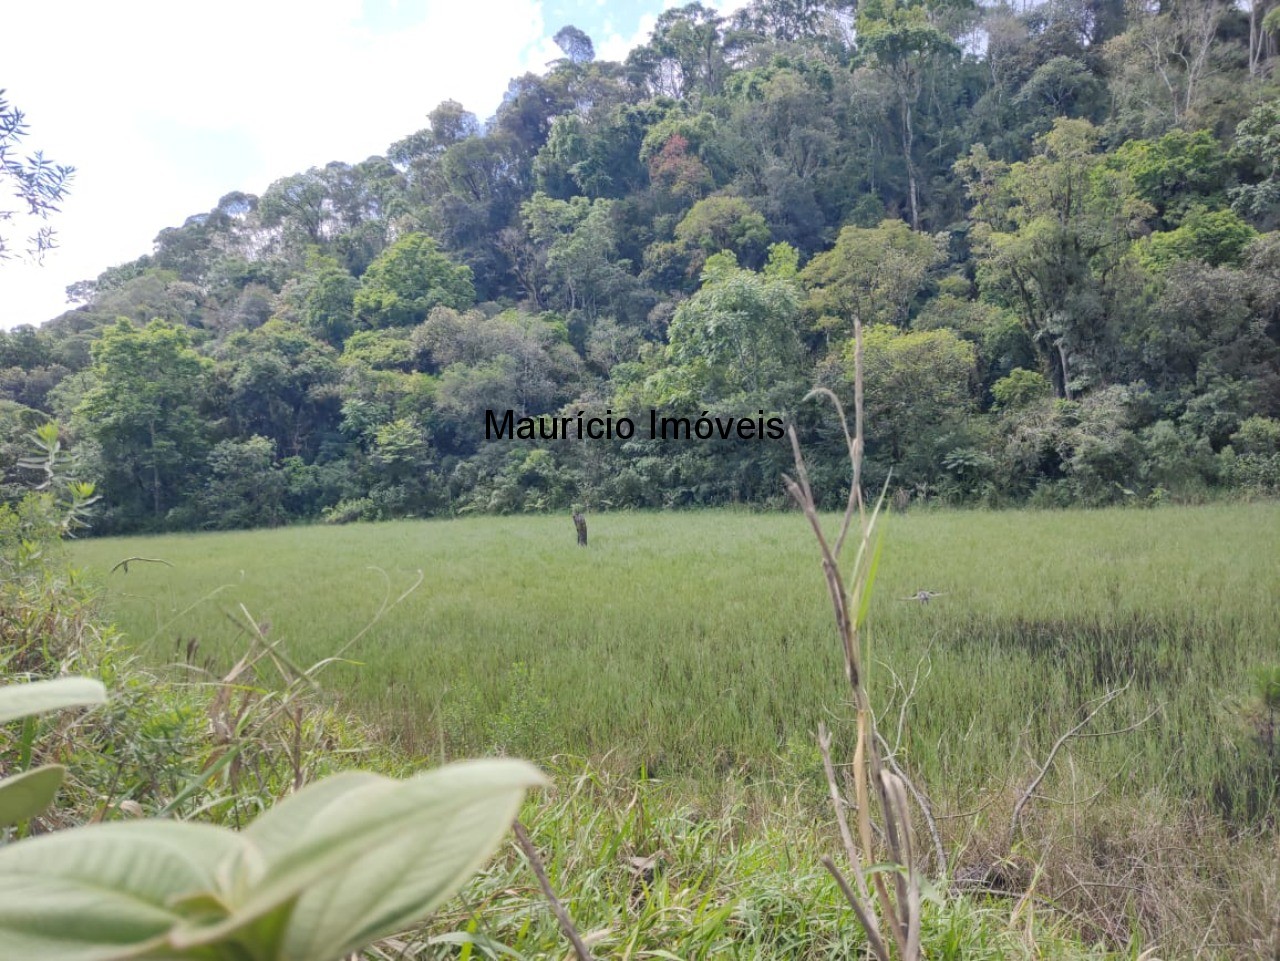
[520, 193, 636, 321]
[553, 25, 595, 64]
[627, 4, 729, 101]
[960, 119, 1154, 398]
[73, 320, 211, 525]
[856, 0, 963, 228]
[801, 219, 945, 329]
[659, 246, 805, 399]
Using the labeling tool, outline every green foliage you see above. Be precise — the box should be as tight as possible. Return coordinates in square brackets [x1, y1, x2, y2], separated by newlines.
[0, 90, 74, 260]
[1141, 206, 1258, 269]
[661, 249, 804, 399]
[8, 9, 1280, 528]
[294, 253, 358, 344]
[1109, 129, 1229, 226]
[341, 328, 415, 371]
[1231, 415, 1280, 455]
[802, 220, 944, 328]
[673, 194, 771, 267]
[14, 421, 98, 534]
[832, 324, 976, 472]
[857, 1, 958, 65]
[437, 758, 1132, 959]
[1231, 100, 1280, 226]
[520, 192, 634, 319]
[72, 320, 212, 527]
[354, 233, 475, 328]
[0, 678, 106, 828]
[992, 368, 1051, 409]
[195, 436, 288, 530]
[215, 321, 342, 460]
[961, 120, 1154, 398]
[0, 759, 544, 961]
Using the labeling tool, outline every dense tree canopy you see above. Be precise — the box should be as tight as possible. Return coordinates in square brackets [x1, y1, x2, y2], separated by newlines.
[4, 8, 1280, 530]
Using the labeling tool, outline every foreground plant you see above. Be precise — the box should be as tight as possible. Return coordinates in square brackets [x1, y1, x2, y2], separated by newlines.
[785, 318, 924, 961]
[0, 758, 545, 960]
[0, 677, 108, 829]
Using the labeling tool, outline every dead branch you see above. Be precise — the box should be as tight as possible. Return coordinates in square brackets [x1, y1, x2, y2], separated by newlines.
[1009, 680, 1154, 844]
[109, 556, 174, 574]
[819, 723, 879, 915]
[513, 820, 594, 961]
[822, 856, 891, 961]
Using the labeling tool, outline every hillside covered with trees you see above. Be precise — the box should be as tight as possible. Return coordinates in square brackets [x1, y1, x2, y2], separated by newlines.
[4, 0, 1280, 532]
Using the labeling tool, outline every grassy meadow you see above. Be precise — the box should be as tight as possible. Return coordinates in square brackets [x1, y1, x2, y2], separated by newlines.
[72, 504, 1280, 823]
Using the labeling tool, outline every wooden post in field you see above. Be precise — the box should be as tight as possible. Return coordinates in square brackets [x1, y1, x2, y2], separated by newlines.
[572, 511, 588, 547]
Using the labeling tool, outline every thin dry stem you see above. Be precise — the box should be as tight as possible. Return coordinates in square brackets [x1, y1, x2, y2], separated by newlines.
[877, 730, 947, 878]
[789, 318, 921, 961]
[819, 723, 878, 915]
[513, 820, 595, 961]
[821, 856, 892, 961]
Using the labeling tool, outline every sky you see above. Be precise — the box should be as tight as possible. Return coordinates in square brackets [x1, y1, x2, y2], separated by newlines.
[1, 0, 746, 331]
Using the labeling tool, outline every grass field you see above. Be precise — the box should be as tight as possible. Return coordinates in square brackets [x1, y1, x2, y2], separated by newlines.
[72, 504, 1280, 824]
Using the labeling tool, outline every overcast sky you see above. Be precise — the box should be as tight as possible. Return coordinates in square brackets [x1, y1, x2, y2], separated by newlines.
[1, 0, 745, 330]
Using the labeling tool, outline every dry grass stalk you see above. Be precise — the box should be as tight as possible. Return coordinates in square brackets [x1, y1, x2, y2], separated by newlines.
[784, 317, 921, 961]
[513, 820, 596, 961]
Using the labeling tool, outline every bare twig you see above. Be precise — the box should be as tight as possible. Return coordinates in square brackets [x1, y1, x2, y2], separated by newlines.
[881, 640, 935, 757]
[822, 856, 891, 961]
[1009, 680, 1151, 844]
[109, 555, 174, 574]
[513, 820, 594, 961]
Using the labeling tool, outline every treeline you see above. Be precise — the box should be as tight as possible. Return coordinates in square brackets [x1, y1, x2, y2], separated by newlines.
[3, 0, 1280, 531]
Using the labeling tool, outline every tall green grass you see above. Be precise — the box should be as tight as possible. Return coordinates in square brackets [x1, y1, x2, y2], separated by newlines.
[72, 504, 1280, 824]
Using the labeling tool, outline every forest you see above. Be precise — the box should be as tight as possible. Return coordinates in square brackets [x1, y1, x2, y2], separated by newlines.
[4, 0, 1280, 532]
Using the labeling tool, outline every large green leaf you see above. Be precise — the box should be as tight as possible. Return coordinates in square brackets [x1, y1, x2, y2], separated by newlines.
[0, 677, 107, 725]
[170, 759, 546, 954]
[0, 760, 545, 961]
[0, 820, 248, 961]
[234, 770, 385, 862]
[277, 760, 546, 960]
[0, 763, 66, 827]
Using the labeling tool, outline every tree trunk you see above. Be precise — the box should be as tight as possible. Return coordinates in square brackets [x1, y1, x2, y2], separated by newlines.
[901, 98, 920, 231]
[149, 419, 162, 518]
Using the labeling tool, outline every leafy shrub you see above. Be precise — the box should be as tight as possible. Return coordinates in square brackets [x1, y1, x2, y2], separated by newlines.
[323, 496, 374, 524]
[0, 677, 106, 829]
[1231, 416, 1280, 455]
[991, 368, 1051, 409]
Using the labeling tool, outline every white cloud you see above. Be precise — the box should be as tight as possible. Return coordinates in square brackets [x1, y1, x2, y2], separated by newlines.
[597, 14, 658, 62]
[1, 0, 559, 329]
